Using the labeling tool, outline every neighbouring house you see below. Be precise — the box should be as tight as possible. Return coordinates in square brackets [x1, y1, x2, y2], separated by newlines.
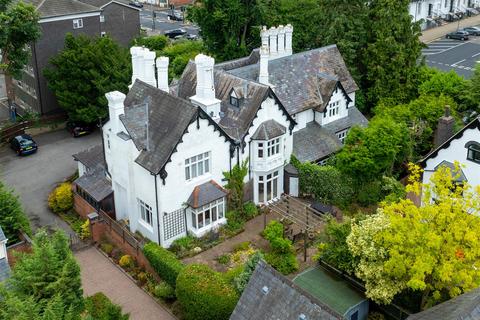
[73, 24, 368, 247]
[293, 266, 369, 320]
[407, 287, 480, 320]
[420, 112, 480, 192]
[409, 0, 480, 30]
[12, 0, 140, 115]
[0, 226, 11, 283]
[230, 260, 343, 320]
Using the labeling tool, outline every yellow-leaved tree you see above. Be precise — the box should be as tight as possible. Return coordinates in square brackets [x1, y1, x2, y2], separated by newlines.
[347, 162, 480, 310]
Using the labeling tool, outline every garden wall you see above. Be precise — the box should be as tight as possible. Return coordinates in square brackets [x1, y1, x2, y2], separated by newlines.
[74, 193, 94, 219]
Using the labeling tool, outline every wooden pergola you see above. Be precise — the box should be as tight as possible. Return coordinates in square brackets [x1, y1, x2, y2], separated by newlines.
[264, 195, 329, 261]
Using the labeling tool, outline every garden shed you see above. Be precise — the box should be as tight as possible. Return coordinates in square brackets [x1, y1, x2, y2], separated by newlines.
[293, 265, 369, 320]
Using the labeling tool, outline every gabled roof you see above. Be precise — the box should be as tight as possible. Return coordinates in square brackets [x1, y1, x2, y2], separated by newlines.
[79, 0, 141, 10]
[22, 0, 101, 19]
[177, 63, 295, 141]
[122, 80, 233, 175]
[73, 144, 105, 171]
[251, 119, 286, 140]
[407, 287, 480, 320]
[227, 45, 358, 115]
[420, 117, 480, 167]
[230, 260, 342, 320]
[187, 180, 227, 208]
[434, 160, 467, 182]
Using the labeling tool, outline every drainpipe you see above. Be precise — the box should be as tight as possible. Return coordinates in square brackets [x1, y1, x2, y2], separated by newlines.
[153, 173, 161, 245]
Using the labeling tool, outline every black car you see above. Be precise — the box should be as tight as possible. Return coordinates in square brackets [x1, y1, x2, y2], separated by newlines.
[164, 28, 186, 39]
[10, 134, 38, 156]
[446, 30, 470, 40]
[168, 11, 183, 21]
[66, 121, 95, 137]
[186, 34, 199, 40]
[129, 1, 143, 8]
[462, 27, 480, 36]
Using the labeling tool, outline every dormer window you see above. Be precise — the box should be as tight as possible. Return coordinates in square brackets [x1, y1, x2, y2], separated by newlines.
[229, 88, 241, 107]
[230, 95, 239, 107]
[466, 141, 480, 164]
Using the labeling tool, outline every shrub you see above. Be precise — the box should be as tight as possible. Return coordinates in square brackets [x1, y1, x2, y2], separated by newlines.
[217, 254, 231, 265]
[233, 251, 264, 293]
[154, 281, 176, 300]
[84, 292, 129, 320]
[176, 264, 239, 320]
[263, 220, 298, 275]
[137, 272, 148, 286]
[48, 183, 73, 213]
[265, 252, 298, 275]
[233, 241, 250, 252]
[170, 235, 195, 254]
[133, 35, 169, 51]
[224, 210, 245, 233]
[119, 255, 134, 269]
[143, 242, 185, 288]
[80, 219, 90, 239]
[243, 201, 258, 220]
[263, 220, 283, 241]
[101, 243, 114, 255]
[224, 265, 244, 285]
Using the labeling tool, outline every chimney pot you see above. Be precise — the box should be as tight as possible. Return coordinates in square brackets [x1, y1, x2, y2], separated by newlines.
[156, 56, 169, 92]
[268, 27, 278, 57]
[434, 105, 455, 147]
[285, 24, 293, 56]
[259, 45, 269, 85]
[277, 25, 285, 57]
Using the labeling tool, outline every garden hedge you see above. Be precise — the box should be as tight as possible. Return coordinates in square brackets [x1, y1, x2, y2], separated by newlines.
[143, 242, 184, 288]
[176, 264, 239, 320]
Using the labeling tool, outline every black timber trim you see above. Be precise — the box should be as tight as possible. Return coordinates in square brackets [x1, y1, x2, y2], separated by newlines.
[419, 117, 480, 167]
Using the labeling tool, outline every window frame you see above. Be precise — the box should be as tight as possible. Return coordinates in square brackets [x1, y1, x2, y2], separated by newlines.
[328, 100, 340, 117]
[230, 95, 239, 107]
[73, 18, 83, 29]
[138, 198, 153, 227]
[466, 141, 480, 164]
[258, 171, 279, 203]
[185, 152, 211, 180]
[257, 142, 264, 159]
[191, 198, 225, 231]
[336, 129, 348, 144]
[267, 137, 280, 157]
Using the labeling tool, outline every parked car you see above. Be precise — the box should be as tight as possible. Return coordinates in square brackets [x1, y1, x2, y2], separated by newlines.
[10, 134, 38, 156]
[164, 28, 186, 39]
[186, 34, 199, 40]
[446, 30, 470, 40]
[66, 121, 96, 137]
[462, 27, 480, 36]
[167, 11, 183, 21]
[129, 1, 143, 8]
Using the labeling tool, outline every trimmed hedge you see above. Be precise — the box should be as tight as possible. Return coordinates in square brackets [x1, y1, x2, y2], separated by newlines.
[176, 264, 239, 320]
[143, 242, 185, 288]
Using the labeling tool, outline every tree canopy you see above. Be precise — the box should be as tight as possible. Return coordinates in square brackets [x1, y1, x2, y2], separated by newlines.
[0, 180, 31, 242]
[347, 163, 480, 309]
[45, 34, 131, 123]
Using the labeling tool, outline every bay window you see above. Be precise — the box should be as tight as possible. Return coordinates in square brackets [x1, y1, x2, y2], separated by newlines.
[191, 198, 225, 230]
[185, 152, 210, 180]
[267, 138, 280, 157]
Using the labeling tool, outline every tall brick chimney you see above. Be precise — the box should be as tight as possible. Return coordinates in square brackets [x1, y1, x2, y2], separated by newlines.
[434, 105, 455, 147]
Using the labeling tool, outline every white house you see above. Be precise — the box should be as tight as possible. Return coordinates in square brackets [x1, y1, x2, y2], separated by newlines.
[0, 226, 10, 283]
[421, 113, 480, 190]
[409, 0, 480, 30]
[73, 25, 368, 247]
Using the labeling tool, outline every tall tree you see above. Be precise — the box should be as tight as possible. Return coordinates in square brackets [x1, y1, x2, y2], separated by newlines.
[0, 180, 31, 242]
[187, 0, 263, 61]
[44, 34, 131, 123]
[347, 163, 480, 309]
[0, 0, 41, 104]
[362, 0, 424, 108]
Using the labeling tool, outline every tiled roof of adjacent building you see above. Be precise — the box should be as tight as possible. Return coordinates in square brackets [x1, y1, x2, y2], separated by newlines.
[79, 0, 140, 9]
[227, 45, 358, 115]
[75, 168, 112, 202]
[293, 122, 342, 162]
[230, 260, 342, 320]
[187, 180, 227, 209]
[0, 258, 11, 283]
[22, 0, 101, 18]
[407, 287, 480, 320]
[251, 119, 286, 140]
[73, 144, 105, 171]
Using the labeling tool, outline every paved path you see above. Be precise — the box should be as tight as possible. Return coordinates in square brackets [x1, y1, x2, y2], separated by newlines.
[421, 14, 480, 43]
[75, 247, 176, 320]
[0, 129, 100, 234]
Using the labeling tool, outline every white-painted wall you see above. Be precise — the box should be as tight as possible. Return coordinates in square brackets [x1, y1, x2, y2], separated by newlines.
[292, 109, 314, 132]
[315, 88, 349, 126]
[0, 240, 7, 261]
[423, 127, 480, 189]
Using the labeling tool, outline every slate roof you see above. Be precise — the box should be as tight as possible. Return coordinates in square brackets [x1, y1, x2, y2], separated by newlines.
[434, 160, 467, 182]
[322, 107, 369, 135]
[75, 168, 112, 202]
[0, 225, 6, 242]
[407, 287, 480, 320]
[293, 122, 343, 162]
[177, 63, 289, 140]
[73, 144, 105, 171]
[227, 45, 358, 115]
[0, 258, 11, 283]
[230, 260, 342, 320]
[79, 0, 140, 9]
[22, 0, 101, 18]
[293, 266, 367, 316]
[251, 119, 286, 140]
[122, 80, 199, 174]
[187, 180, 227, 209]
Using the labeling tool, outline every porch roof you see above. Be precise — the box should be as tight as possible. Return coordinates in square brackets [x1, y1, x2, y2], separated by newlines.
[75, 169, 112, 202]
[187, 180, 227, 209]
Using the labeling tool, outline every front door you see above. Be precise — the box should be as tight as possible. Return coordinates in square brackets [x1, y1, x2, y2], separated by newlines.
[257, 170, 280, 203]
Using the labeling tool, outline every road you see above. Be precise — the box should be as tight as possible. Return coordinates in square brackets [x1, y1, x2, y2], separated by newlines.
[0, 129, 101, 234]
[140, 8, 199, 36]
[422, 26, 480, 78]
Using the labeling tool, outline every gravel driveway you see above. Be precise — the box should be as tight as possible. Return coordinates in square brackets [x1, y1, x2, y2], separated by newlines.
[0, 129, 101, 234]
[75, 247, 177, 320]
